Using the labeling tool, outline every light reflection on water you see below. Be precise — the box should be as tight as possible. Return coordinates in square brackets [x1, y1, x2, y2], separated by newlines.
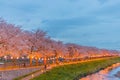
[80, 63, 120, 80]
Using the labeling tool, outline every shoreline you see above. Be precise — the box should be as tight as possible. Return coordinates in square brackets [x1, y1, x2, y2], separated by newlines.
[80, 63, 120, 80]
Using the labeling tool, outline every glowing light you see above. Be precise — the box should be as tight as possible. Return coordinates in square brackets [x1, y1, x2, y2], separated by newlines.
[35, 57, 37, 60]
[11, 57, 13, 59]
[44, 58, 46, 60]
[27, 56, 29, 59]
[17, 57, 19, 59]
[4, 56, 7, 59]
[32, 74, 34, 78]
[22, 57, 24, 59]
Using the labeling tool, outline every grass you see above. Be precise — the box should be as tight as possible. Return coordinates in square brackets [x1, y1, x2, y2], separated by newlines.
[31, 57, 120, 80]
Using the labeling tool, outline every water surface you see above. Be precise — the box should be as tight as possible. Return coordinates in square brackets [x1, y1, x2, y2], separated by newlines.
[80, 63, 120, 80]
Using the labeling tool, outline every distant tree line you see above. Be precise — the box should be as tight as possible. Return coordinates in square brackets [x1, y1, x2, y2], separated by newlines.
[0, 18, 119, 65]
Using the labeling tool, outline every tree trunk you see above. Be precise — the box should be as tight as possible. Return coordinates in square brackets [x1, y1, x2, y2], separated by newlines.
[30, 58, 32, 66]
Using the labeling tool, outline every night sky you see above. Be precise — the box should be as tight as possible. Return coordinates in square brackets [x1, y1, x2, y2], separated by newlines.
[0, 0, 120, 50]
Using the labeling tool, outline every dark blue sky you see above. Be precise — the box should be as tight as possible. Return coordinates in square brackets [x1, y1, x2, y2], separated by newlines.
[0, 0, 120, 50]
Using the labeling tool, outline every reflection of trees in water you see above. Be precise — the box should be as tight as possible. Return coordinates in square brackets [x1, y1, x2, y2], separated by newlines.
[81, 73, 118, 80]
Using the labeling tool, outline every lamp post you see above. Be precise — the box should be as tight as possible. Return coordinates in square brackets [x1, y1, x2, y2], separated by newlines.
[4, 56, 7, 68]
[43, 56, 47, 70]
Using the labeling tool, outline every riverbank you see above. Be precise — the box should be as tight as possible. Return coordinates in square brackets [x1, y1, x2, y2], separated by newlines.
[81, 63, 120, 80]
[31, 57, 120, 80]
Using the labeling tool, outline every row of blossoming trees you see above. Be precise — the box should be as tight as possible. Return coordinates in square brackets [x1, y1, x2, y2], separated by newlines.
[0, 19, 119, 66]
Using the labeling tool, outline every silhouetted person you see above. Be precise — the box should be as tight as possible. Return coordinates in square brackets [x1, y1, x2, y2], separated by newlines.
[23, 62, 26, 67]
[44, 64, 47, 70]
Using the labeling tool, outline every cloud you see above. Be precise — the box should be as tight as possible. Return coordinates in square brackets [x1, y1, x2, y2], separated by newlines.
[0, 0, 120, 50]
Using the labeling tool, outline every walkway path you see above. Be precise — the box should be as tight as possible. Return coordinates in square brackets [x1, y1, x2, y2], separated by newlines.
[0, 66, 43, 80]
[21, 66, 52, 80]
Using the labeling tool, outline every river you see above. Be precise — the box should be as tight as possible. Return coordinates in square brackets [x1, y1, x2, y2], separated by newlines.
[80, 63, 120, 80]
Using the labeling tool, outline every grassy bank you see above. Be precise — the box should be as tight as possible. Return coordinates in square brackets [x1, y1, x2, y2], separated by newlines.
[31, 57, 120, 80]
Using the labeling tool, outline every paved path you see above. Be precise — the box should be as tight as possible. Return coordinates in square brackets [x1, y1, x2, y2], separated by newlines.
[21, 66, 52, 80]
[0, 66, 43, 80]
